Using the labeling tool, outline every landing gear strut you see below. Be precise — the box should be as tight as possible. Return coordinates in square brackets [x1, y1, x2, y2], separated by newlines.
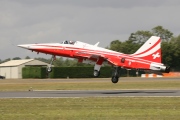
[46, 55, 56, 73]
[111, 67, 120, 83]
[93, 57, 103, 77]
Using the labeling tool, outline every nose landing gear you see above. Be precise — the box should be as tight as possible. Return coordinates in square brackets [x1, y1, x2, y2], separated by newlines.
[46, 55, 56, 73]
[47, 66, 52, 73]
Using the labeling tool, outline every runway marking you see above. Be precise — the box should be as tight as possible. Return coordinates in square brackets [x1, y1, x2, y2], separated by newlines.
[0, 89, 179, 98]
[0, 96, 180, 98]
[35, 89, 180, 91]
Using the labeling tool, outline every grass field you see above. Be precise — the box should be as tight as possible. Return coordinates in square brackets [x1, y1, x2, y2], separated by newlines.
[0, 77, 179, 120]
[0, 97, 179, 120]
[0, 77, 179, 91]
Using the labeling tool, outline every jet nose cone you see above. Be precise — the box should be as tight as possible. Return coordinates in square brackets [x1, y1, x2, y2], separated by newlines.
[17, 44, 30, 49]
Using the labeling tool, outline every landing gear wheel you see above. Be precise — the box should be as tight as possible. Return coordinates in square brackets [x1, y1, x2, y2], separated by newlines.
[111, 76, 119, 83]
[47, 66, 52, 73]
[46, 55, 56, 74]
[111, 67, 120, 83]
[93, 70, 100, 77]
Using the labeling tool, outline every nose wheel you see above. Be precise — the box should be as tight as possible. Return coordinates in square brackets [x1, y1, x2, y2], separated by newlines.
[47, 66, 52, 73]
[46, 55, 56, 73]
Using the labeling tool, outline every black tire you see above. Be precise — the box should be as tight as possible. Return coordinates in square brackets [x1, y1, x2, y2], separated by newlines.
[93, 70, 100, 77]
[111, 76, 119, 83]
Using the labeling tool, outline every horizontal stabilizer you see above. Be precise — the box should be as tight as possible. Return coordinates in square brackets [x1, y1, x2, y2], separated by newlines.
[94, 42, 100, 46]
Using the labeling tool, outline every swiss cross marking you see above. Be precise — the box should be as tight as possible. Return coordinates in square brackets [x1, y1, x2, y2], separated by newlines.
[152, 52, 160, 59]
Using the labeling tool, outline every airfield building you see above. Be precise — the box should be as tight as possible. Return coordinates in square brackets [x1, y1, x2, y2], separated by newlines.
[0, 59, 49, 79]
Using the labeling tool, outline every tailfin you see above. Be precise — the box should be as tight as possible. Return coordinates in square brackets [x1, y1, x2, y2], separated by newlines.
[131, 36, 161, 63]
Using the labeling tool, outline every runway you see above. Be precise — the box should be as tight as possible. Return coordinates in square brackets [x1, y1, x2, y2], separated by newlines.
[0, 90, 180, 98]
[0, 77, 179, 98]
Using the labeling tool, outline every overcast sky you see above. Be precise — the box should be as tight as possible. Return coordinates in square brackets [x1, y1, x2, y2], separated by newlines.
[0, 0, 180, 60]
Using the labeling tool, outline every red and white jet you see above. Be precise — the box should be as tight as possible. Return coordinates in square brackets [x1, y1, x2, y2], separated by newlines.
[18, 36, 170, 83]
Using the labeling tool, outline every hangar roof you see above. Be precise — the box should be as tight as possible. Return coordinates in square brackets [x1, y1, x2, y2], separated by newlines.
[0, 59, 49, 67]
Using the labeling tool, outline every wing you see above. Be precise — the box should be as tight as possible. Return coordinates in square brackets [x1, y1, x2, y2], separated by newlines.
[74, 50, 119, 66]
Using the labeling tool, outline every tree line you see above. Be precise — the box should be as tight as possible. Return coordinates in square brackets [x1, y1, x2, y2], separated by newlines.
[0, 25, 179, 71]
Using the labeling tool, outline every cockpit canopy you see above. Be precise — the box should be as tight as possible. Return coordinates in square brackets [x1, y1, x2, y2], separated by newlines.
[61, 40, 75, 44]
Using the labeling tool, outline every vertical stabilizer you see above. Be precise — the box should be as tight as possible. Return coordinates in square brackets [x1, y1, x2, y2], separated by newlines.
[131, 36, 161, 63]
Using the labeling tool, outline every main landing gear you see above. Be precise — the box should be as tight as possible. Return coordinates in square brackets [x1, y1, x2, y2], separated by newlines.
[93, 57, 103, 77]
[93, 70, 100, 77]
[93, 65, 120, 83]
[46, 55, 56, 73]
[111, 67, 120, 83]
